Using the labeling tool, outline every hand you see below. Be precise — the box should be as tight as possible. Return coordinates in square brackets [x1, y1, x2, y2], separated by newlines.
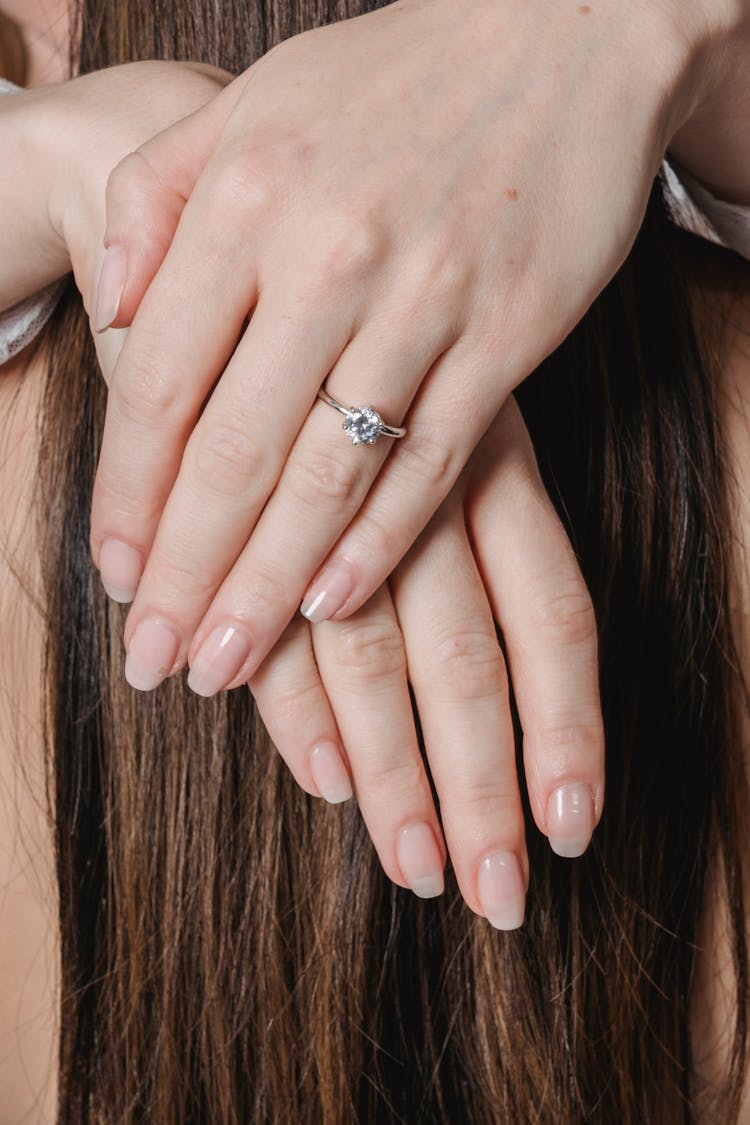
[0, 62, 230, 320]
[248, 397, 604, 927]
[86, 0, 735, 696]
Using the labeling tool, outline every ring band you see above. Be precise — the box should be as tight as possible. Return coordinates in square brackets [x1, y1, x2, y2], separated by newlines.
[316, 386, 407, 446]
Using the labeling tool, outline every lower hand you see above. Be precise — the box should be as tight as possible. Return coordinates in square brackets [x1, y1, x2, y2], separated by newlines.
[249, 398, 604, 927]
[0, 61, 230, 318]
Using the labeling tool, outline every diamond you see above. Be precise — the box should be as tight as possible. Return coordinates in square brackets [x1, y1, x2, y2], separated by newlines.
[342, 405, 382, 446]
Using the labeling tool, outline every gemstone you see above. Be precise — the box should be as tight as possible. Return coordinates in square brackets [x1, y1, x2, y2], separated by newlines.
[342, 405, 382, 445]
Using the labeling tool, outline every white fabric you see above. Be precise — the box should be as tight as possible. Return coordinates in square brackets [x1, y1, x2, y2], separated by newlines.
[661, 155, 750, 262]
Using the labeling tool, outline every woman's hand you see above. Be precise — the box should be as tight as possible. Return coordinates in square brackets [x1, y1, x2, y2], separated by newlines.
[0, 62, 230, 324]
[85, 0, 740, 697]
[249, 398, 604, 927]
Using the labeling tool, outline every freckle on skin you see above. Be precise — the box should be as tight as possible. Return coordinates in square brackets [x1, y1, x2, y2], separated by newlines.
[579, 4, 591, 13]
[505, 188, 518, 201]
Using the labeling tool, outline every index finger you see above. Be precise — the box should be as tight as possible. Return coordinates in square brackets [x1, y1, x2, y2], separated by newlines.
[90, 154, 264, 586]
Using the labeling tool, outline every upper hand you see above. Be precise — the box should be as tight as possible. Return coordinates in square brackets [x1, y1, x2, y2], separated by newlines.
[86, 0, 729, 693]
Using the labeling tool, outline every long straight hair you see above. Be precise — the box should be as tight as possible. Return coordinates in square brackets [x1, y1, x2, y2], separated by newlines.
[30, 1, 750, 1119]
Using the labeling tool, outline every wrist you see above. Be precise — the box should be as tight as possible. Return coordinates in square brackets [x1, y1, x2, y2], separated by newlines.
[665, 1, 750, 205]
[0, 85, 70, 311]
[627, 0, 746, 135]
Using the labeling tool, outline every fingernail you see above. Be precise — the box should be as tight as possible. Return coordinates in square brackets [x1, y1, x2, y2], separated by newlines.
[95, 244, 127, 332]
[300, 561, 355, 623]
[547, 782, 595, 858]
[310, 742, 353, 804]
[98, 538, 143, 603]
[477, 850, 525, 930]
[396, 822, 444, 899]
[125, 617, 181, 691]
[187, 623, 252, 697]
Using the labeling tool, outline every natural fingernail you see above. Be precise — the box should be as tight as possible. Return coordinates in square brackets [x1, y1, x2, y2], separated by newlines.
[396, 822, 444, 899]
[95, 244, 127, 332]
[547, 782, 595, 858]
[310, 742, 353, 804]
[125, 617, 181, 691]
[187, 624, 252, 697]
[98, 538, 143, 603]
[300, 561, 355, 623]
[477, 850, 525, 930]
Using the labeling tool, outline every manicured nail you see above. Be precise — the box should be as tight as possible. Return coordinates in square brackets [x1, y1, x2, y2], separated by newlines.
[396, 822, 444, 899]
[187, 623, 252, 697]
[310, 742, 353, 804]
[125, 617, 180, 691]
[546, 782, 595, 858]
[98, 538, 143, 603]
[95, 244, 127, 332]
[477, 850, 525, 930]
[300, 561, 355, 623]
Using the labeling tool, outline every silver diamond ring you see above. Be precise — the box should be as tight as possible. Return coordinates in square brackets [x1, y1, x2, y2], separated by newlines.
[316, 386, 407, 446]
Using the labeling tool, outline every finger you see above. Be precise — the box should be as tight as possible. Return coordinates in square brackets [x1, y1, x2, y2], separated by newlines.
[312, 586, 446, 898]
[121, 303, 448, 692]
[92, 257, 347, 614]
[468, 400, 605, 857]
[90, 149, 275, 601]
[247, 616, 353, 805]
[96, 71, 247, 332]
[114, 281, 359, 688]
[177, 318, 464, 692]
[389, 491, 528, 931]
[297, 335, 505, 624]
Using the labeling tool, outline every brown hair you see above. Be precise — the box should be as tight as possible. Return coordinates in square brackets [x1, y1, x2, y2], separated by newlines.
[29, 1, 750, 1120]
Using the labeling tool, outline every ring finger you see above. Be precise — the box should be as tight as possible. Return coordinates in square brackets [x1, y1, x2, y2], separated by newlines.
[120, 300, 452, 692]
[247, 615, 354, 805]
[389, 490, 529, 930]
[311, 585, 447, 898]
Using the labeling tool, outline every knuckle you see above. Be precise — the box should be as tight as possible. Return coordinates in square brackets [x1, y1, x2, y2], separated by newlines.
[265, 675, 322, 728]
[238, 565, 289, 619]
[307, 211, 384, 288]
[115, 351, 184, 427]
[429, 628, 507, 702]
[187, 415, 266, 499]
[106, 150, 150, 207]
[396, 424, 458, 495]
[403, 239, 471, 313]
[211, 147, 279, 225]
[284, 446, 361, 509]
[336, 617, 407, 683]
[147, 552, 217, 604]
[449, 779, 522, 828]
[350, 506, 404, 567]
[536, 717, 605, 771]
[529, 578, 598, 648]
[93, 466, 162, 523]
[361, 752, 425, 797]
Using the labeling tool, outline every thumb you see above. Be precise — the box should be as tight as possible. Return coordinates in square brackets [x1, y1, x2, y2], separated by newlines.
[94, 76, 246, 332]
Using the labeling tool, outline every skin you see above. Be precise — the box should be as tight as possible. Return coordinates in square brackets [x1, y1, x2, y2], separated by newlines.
[0, 59, 605, 911]
[0, 11, 604, 1111]
[85, 0, 747, 708]
[0, 1, 747, 1115]
[0, 0, 612, 933]
[2, 206, 749, 1125]
[0, 65, 603, 1122]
